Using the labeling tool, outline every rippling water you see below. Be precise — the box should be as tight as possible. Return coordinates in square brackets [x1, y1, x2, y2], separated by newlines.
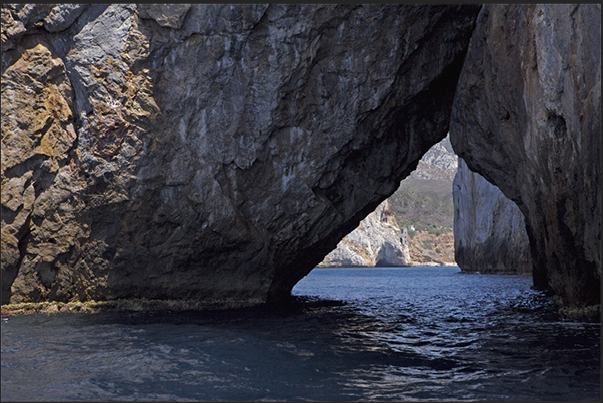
[2, 266, 600, 401]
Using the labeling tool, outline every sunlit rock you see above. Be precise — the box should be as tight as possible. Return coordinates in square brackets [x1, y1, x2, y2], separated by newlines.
[317, 200, 411, 268]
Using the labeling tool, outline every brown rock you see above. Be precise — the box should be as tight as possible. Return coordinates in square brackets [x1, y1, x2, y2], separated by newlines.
[138, 4, 190, 29]
[407, 231, 455, 266]
[1, 44, 80, 304]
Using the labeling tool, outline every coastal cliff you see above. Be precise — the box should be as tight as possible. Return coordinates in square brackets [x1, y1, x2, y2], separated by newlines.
[450, 4, 600, 320]
[1, 4, 600, 320]
[453, 159, 532, 274]
[317, 200, 410, 268]
[2, 4, 480, 305]
[389, 135, 457, 266]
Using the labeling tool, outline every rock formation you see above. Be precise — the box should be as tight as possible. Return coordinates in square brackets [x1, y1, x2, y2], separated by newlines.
[450, 4, 600, 319]
[1, 4, 599, 321]
[1, 4, 480, 305]
[317, 200, 410, 268]
[409, 134, 458, 181]
[453, 159, 532, 274]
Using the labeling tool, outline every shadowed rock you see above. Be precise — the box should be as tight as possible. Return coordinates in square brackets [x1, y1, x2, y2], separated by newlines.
[453, 158, 532, 274]
[450, 4, 600, 319]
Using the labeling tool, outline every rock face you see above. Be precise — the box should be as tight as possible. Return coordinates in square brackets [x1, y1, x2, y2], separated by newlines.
[317, 200, 410, 268]
[409, 134, 458, 181]
[2, 4, 600, 319]
[1, 4, 481, 305]
[450, 4, 600, 317]
[453, 159, 532, 274]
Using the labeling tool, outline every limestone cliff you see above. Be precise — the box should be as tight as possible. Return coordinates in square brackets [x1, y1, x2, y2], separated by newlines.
[450, 4, 600, 319]
[1, 4, 480, 305]
[453, 159, 532, 274]
[317, 200, 410, 268]
[409, 134, 458, 182]
[2, 4, 600, 320]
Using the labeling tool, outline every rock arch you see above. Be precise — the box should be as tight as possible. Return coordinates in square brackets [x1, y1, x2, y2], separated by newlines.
[450, 4, 600, 321]
[1, 4, 599, 320]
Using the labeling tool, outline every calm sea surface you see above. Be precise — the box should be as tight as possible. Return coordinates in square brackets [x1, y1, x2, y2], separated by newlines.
[1, 266, 600, 401]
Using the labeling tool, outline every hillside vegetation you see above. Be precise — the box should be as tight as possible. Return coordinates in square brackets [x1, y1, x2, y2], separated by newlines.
[389, 178, 454, 234]
[386, 135, 457, 264]
[388, 135, 456, 235]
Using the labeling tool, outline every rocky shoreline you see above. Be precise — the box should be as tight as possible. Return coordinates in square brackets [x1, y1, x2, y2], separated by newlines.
[3, 297, 599, 323]
[0, 298, 261, 317]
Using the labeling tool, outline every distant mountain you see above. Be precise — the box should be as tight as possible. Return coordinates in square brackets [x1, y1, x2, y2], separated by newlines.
[388, 135, 457, 233]
[317, 135, 459, 268]
[387, 134, 457, 265]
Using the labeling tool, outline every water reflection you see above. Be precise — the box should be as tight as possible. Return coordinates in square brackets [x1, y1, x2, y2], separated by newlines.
[2, 268, 600, 401]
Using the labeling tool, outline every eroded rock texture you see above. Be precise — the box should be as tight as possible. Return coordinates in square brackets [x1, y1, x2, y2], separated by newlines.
[450, 4, 600, 318]
[453, 159, 532, 274]
[317, 200, 411, 268]
[1, 4, 480, 305]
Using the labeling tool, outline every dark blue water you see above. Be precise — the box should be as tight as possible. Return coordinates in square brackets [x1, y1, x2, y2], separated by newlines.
[1, 266, 600, 401]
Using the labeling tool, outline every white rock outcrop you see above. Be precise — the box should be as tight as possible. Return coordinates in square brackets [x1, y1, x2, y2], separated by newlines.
[410, 135, 458, 180]
[317, 200, 410, 267]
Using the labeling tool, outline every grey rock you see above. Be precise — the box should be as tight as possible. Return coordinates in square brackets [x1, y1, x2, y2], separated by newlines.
[2, 4, 599, 320]
[453, 159, 532, 274]
[1, 6, 27, 51]
[138, 4, 191, 29]
[1, 4, 480, 305]
[410, 134, 458, 180]
[43, 4, 88, 33]
[15, 4, 54, 29]
[450, 4, 600, 318]
[0, 4, 54, 52]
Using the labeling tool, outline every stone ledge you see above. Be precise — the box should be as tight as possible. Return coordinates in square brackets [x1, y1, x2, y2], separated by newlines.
[0, 298, 262, 317]
[558, 304, 601, 323]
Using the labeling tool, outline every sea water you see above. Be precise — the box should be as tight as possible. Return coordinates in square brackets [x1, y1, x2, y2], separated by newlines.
[1, 266, 600, 401]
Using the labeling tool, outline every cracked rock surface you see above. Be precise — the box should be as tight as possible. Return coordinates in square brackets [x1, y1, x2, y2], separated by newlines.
[450, 4, 600, 317]
[2, 4, 599, 319]
[2, 4, 480, 305]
